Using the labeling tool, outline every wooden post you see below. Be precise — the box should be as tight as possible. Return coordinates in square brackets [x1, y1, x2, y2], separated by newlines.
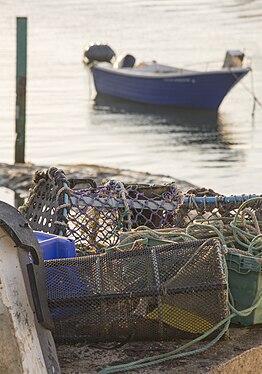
[15, 17, 27, 164]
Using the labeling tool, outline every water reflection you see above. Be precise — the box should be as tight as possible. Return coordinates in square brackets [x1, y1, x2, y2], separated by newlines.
[94, 93, 219, 123]
[93, 93, 237, 151]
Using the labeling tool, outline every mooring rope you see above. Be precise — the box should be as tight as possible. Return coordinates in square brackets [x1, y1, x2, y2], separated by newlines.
[230, 67, 262, 117]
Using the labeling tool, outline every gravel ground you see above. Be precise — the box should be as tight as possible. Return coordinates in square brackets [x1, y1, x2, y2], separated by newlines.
[56, 326, 262, 373]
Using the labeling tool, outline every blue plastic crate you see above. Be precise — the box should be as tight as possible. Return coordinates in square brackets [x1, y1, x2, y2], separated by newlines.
[34, 231, 76, 260]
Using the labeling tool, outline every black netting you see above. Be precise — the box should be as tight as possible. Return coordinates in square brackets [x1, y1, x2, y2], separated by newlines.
[20, 168, 183, 254]
[19, 167, 69, 235]
[44, 239, 228, 343]
[68, 181, 183, 254]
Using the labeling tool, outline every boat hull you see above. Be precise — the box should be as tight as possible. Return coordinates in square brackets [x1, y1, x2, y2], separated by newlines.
[0, 201, 61, 373]
[91, 66, 250, 110]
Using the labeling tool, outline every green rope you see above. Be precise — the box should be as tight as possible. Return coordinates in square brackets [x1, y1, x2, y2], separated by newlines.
[99, 280, 261, 374]
[98, 317, 232, 374]
[186, 222, 227, 246]
[228, 286, 262, 316]
[230, 197, 262, 255]
[118, 225, 196, 249]
[249, 234, 262, 257]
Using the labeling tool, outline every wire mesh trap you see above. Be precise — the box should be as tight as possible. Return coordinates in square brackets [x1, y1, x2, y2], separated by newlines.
[19, 167, 183, 254]
[44, 238, 228, 343]
[19, 167, 262, 256]
[174, 188, 258, 229]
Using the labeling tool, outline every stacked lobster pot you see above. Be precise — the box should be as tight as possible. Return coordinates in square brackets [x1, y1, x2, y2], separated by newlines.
[19, 167, 261, 344]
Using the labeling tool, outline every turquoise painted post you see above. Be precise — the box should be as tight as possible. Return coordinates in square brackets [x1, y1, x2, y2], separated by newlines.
[15, 17, 27, 164]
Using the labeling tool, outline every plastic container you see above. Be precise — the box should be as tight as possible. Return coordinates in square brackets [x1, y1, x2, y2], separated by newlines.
[34, 231, 76, 260]
[226, 251, 262, 325]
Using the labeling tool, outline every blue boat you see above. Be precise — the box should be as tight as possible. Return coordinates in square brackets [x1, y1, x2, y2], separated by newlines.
[84, 44, 251, 110]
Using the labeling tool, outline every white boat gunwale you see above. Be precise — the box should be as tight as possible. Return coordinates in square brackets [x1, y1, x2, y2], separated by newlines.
[92, 63, 251, 79]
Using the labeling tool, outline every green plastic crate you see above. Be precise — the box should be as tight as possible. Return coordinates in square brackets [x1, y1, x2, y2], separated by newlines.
[226, 251, 262, 325]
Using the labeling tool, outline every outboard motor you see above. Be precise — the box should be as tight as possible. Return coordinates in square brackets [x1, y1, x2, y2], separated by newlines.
[223, 50, 245, 68]
[114, 54, 136, 68]
[83, 42, 116, 66]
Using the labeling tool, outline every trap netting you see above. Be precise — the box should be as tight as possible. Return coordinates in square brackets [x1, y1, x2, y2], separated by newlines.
[173, 192, 262, 256]
[44, 238, 228, 343]
[19, 167, 183, 254]
[19, 167, 69, 236]
[174, 187, 258, 229]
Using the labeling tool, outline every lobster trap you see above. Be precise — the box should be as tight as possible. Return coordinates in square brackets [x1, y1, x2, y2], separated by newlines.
[19, 167, 183, 254]
[44, 238, 228, 343]
[19, 168, 262, 255]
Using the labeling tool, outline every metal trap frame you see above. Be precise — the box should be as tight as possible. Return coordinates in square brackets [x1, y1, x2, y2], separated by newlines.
[19, 167, 260, 254]
[44, 238, 228, 343]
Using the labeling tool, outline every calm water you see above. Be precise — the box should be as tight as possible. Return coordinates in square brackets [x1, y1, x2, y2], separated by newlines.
[1, 0, 262, 195]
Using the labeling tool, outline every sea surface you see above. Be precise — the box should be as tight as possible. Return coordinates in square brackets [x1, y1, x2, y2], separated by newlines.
[1, 0, 262, 195]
